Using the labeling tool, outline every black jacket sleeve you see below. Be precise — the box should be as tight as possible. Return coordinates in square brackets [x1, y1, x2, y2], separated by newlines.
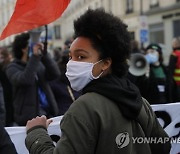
[6, 55, 41, 86]
[168, 54, 177, 77]
[0, 122, 17, 154]
[41, 53, 60, 81]
[0, 82, 6, 126]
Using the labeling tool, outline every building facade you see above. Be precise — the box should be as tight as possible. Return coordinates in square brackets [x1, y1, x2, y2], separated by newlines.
[112, 0, 180, 64]
[52, 0, 111, 48]
[0, 0, 15, 47]
[53, 0, 180, 64]
[144, 0, 180, 63]
[0, 0, 180, 64]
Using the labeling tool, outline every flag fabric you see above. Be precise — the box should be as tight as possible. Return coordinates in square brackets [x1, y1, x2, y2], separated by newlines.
[0, 0, 71, 40]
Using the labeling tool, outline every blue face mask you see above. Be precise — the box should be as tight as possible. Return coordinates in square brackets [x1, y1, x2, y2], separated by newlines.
[145, 53, 159, 64]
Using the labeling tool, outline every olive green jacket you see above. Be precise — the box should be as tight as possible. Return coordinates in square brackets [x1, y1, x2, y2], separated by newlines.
[25, 92, 171, 154]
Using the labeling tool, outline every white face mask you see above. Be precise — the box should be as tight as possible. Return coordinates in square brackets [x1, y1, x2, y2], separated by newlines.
[65, 60, 103, 91]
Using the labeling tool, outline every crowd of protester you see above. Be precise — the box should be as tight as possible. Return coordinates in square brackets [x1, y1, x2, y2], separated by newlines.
[128, 41, 179, 104]
[0, 9, 179, 154]
[0, 34, 80, 127]
[0, 32, 180, 127]
[0, 34, 80, 153]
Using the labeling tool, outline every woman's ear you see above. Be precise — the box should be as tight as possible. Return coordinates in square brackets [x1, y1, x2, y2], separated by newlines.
[102, 58, 112, 71]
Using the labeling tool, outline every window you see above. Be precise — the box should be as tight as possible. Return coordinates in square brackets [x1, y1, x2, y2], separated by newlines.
[173, 20, 180, 37]
[150, 0, 159, 8]
[101, 0, 104, 7]
[54, 25, 61, 40]
[149, 23, 164, 44]
[129, 32, 135, 40]
[95, 2, 99, 8]
[108, 0, 112, 12]
[126, 0, 133, 14]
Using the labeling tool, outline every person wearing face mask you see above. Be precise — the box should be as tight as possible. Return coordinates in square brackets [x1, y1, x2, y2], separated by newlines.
[25, 9, 170, 154]
[128, 43, 176, 104]
[144, 44, 176, 104]
[6, 33, 60, 126]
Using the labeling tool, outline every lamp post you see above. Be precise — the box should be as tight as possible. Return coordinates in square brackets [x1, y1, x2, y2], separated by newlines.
[139, 0, 148, 51]
[140, 0, 144, 50]
[140, 0, 143, 15]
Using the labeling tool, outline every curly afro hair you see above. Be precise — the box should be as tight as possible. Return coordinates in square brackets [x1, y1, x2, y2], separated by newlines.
[12, 33, 30, 60]
[74, 9, 131, 77]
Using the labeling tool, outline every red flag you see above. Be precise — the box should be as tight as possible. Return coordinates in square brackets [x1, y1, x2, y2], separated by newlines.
[0, 0, 71, 40]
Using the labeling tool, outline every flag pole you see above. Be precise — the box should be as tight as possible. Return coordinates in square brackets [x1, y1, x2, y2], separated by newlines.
[44, 25, 48, 55]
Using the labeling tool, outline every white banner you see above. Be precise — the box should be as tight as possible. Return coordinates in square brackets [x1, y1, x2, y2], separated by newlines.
[5, 116, 63, 154]
[152, 103, 180, 154]
[5, 103, 180, 154]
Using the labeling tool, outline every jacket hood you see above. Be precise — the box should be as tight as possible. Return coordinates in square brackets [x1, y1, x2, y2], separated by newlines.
[83, 74, 142, 119]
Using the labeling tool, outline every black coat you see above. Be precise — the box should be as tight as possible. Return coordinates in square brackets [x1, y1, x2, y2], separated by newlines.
[0, 122, 17, 154]
[6, 54, 60, 126]
[168, 54, 180, 102]
[0, 82, 5, 125]
[128, 64, 177, 104]
[50, 75, 81, 115]
[0, 66, 14, 126]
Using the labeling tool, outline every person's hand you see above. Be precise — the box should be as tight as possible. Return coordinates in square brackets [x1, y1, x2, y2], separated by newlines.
[33, 43, 44, 56]
[26, 115, 53, 132]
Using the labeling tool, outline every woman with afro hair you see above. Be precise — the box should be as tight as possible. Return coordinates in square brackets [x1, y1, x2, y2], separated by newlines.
[25, 9, 171, 154]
